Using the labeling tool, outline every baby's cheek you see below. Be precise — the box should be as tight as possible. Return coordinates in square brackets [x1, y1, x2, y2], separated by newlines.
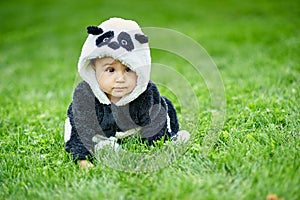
[132, 74, 138, 84]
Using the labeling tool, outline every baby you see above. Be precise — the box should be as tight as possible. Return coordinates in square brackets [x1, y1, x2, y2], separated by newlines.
[64, 18, 189, 168]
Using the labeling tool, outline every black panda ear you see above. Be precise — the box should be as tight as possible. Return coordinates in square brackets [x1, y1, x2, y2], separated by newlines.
[87, 26, 103, 35]
[135, 34, 148, 44]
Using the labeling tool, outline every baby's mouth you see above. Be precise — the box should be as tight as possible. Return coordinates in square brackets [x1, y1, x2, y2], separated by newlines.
[113, 87, 127, 91]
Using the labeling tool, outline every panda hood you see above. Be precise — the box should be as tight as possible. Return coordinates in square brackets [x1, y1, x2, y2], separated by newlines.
[78, 17, 151, 106]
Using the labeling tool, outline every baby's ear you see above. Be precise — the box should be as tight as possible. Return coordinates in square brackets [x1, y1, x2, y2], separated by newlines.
[87, 26, 103, 35]
[90, 59, 96, 70]
[135, 34, 149, 44]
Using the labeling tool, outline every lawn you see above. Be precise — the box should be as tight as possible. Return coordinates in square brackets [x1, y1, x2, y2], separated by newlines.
[0, 0, 299, 199]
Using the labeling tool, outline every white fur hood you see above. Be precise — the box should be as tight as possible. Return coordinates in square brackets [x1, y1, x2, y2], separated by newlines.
[78, 17, 151, 106]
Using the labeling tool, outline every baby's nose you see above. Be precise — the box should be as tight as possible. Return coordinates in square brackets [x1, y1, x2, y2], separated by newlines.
[116, 72, 125, 82]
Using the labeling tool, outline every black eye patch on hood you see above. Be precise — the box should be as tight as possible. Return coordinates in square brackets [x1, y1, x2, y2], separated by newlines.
[117, 32, 134, 51]
[96, 31, 114, 47]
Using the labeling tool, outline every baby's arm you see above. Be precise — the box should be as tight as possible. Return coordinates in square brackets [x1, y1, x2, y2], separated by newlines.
[132, 82, 179, 143]
[64, 105, 94, 163]
[162, 96, 179, 134]
[64, 82, 103, 166]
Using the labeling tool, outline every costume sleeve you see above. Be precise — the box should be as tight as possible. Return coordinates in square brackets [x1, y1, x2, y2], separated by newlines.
[65, 103, 93, 161]
[64, 81, 105, 161]
[130, 82, 179, 144]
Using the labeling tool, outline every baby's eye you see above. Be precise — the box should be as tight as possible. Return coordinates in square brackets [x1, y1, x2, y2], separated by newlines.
[125, 67, 132, 72]
[106, 68, 115, 72]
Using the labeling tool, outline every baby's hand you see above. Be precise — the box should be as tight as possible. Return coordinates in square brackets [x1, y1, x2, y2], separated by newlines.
[78, 160, 94, 169]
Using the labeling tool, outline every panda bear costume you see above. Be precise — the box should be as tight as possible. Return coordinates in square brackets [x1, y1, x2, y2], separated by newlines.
[64, 18, 189, 161]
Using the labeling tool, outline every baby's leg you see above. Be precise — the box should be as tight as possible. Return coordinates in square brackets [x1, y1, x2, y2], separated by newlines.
[163, 97, 190, 143]
[162, 97, 179, 134]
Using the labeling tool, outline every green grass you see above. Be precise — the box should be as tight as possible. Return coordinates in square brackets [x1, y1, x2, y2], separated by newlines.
[0, 0, 299, 199]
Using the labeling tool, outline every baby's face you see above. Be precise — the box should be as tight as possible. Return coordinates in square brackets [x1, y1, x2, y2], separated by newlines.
[94, 57, 137, 103]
